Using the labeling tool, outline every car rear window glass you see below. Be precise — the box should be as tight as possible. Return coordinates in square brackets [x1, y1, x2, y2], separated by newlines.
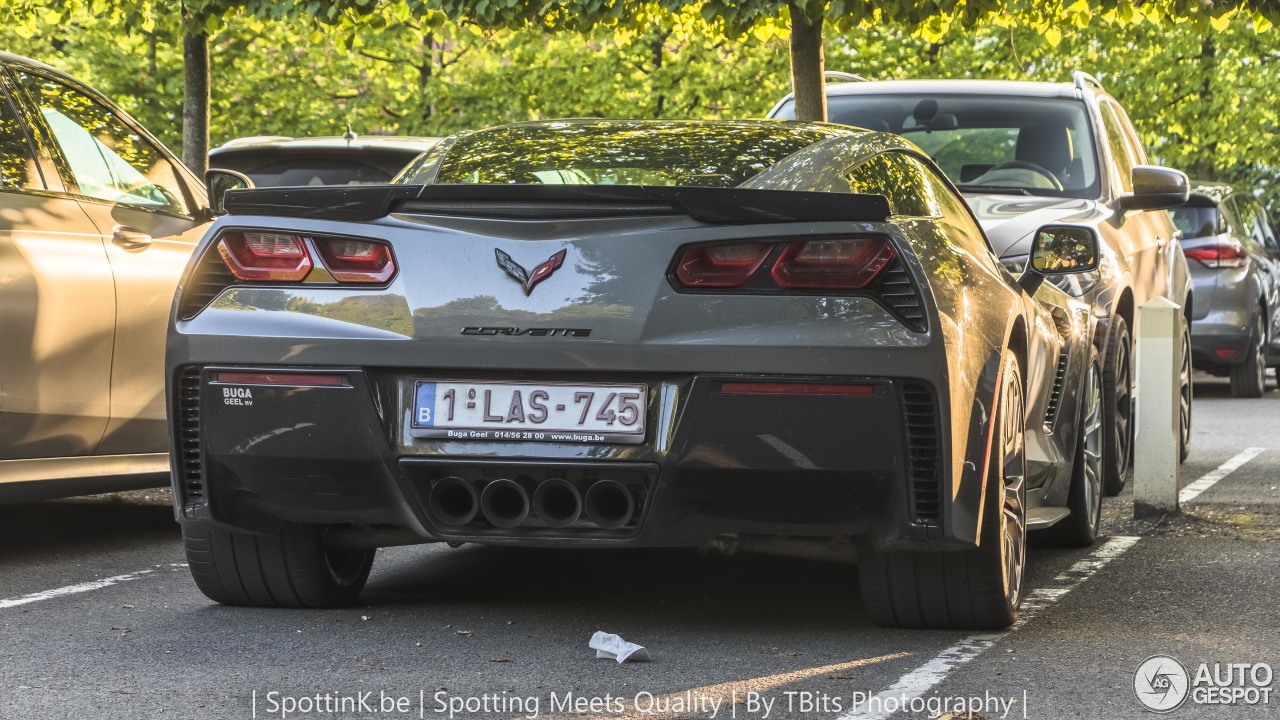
[845, 152, 941, 218]
[1170, 205, 1221, 239]
[788, 94, 1100, 199]
[0, 90, 42, 191]
[214, 157, 397, 187]
[412, 122, 842, 187]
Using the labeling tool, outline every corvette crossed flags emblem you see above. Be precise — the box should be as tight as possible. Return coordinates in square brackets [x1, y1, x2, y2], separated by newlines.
[494, 248, 566, 295]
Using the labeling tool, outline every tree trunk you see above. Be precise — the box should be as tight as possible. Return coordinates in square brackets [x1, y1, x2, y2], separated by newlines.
[418, 30, 435, 127]
[182, 31, 210, 177]
[652, 29, 666, 118]
[1195, 32, 1216, 180]
[787, 2, 826, 122]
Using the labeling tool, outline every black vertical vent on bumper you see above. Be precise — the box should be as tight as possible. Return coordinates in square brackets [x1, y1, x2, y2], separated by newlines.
[176, 367, 204, 503]
[1043, 352, 1070, 427]
[901, 382, 942, 525]
[873, 259, 927, 332]
[179, 249, 236, 320]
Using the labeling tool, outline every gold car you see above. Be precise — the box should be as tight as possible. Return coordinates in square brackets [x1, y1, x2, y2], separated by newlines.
[1, 52, 211, 501]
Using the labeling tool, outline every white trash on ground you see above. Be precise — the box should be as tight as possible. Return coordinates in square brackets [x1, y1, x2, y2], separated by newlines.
[589, 631, 650, 663]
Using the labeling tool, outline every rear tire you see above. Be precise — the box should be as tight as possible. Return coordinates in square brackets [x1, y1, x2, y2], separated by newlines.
[183, 524, 374, 608]
[1229, 312, 1266, 398]
[1102, 316, 1133, 496]
[1041, 348, 1103, 547]
[859, 350, 1026, 630]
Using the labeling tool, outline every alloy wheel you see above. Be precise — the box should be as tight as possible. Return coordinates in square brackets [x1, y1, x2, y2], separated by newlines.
[1112, 332, 1132, 475]
[1252, 314, 1266, 390]
[1179, 321, 1193, 460]
[999, 366, 1028, 608]
[1082, 361, 1105, 534]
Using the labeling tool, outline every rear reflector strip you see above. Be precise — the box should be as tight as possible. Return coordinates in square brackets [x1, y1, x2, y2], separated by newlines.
[213, 372, 348, 387]
[719, 382, 875, 396]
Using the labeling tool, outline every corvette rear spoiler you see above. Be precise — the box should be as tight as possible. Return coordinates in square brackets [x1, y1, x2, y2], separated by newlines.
[221, 184, 892, 224]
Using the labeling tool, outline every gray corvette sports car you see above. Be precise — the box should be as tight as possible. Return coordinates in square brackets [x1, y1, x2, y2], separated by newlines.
[168, 120, 1103, 630]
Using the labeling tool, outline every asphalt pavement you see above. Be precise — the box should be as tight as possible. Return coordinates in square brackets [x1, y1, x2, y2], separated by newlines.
[1, 373, 1277, 720]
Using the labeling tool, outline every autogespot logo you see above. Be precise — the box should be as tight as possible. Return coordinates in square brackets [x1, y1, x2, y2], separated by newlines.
[1135, 655, 1191, 712]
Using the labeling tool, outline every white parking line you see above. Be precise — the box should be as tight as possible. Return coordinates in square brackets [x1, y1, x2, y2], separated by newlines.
[0, 563, 187, 610]
[1179, 447, 1265, 504]
[835, 536, 1141, 720]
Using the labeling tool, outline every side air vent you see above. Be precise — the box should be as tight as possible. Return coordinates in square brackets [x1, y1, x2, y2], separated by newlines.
[179, 249, 236, 320]
[176, 367, 204, 504]
[395, 199, 678, 220]
[873, 259, 927, 332]
[902, 382, 942, 525]
[1043, 351, 1070, 426]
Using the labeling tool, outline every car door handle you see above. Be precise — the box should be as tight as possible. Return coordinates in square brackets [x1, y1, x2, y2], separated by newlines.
[112, 225, 152, 249]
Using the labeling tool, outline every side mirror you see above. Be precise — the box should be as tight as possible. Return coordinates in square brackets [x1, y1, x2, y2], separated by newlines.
[1118, 165, 1190, 212]
[1019, 225, 1100, 294]
[205, 169, 255, 215]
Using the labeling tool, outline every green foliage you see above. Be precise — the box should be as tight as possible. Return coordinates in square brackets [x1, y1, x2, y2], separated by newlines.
[0, 3, 788, 150]
[6, 0, 383, 33]
[7, 0, 1280, 212]
[2, 10, 188, 151]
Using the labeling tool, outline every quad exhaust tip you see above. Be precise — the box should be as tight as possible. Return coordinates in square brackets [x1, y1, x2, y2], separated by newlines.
[480, 477, 533, 529]
[532, 477, 582, 528]
[584, 479, 635, 530]
[429, 476, 478, 527]
[431, 476, 636, 530]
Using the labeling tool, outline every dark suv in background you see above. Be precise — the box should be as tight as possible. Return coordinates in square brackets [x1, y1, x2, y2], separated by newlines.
[769, 72, 1193, 483]
[1172, 183, 1280, 397]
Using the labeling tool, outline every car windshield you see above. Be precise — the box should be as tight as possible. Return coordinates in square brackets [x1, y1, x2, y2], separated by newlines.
[787, 94, 1100, 199]
[400, 121, 840, 187]
[1170, 204, 1221, 239]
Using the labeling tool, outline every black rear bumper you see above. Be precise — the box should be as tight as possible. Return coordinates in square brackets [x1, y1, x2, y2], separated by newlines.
[171, 366, 962, 551]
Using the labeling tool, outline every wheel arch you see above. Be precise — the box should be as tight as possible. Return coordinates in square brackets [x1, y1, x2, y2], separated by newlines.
[1115, 287, 1135, 332]
[1006, 315, 1029, 391]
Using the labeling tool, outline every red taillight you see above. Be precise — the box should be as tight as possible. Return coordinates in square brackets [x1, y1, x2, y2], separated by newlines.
[1184, 244, 1248, 269]
[214, 372, 347, 386]
[720, 382, 876, 396]
[771, 238, 895, 290]
[675, 243, 771, 288]
[214, 231, 397, 284]
[217, 231, 313, 282]
[314, 238, 397, 283]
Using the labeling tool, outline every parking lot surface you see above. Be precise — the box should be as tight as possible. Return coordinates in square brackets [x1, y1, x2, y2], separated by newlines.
[2, 374, 1277, 720]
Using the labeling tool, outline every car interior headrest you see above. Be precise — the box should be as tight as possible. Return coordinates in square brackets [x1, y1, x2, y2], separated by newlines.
[1016, 123, 1073, 175]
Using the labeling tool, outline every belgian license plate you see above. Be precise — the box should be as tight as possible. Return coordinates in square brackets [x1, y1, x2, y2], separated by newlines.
[411, 381, 646, 444]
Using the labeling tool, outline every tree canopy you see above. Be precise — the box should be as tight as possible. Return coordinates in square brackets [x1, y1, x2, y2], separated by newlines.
[5, 1, 1280, 208]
